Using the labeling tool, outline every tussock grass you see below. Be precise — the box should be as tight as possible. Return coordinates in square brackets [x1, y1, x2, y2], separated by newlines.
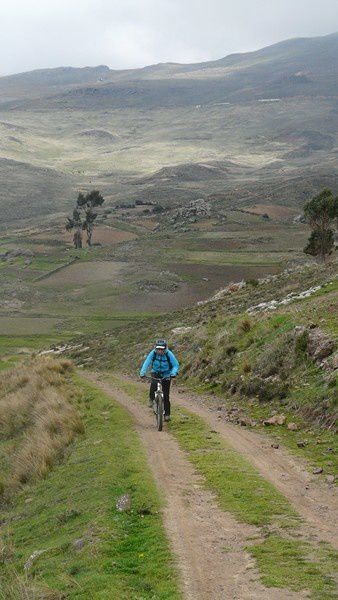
[0, 358, 83, 496]
[1, 377, 181, 599]
[0, 573, 63, 600]
[239, 318, 252, 333]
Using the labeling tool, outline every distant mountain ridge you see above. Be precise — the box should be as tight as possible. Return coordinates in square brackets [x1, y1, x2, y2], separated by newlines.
[1, 32, 338, 108]
[0, 32, 337, 225]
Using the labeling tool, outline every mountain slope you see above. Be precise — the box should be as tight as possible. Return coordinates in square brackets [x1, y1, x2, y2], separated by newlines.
[1, 32, 338, 109]
[64, 261, 338, 432]
[0, 32, 337, 225]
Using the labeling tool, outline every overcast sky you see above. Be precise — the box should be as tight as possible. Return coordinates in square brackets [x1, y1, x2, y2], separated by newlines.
[1, 0, 338, 76]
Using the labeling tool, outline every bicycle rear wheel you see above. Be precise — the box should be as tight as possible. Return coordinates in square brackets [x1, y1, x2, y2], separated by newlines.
[156, 393, 163, 431]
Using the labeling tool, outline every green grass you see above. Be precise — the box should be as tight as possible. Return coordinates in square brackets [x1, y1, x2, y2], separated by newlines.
[0, 316, 61, 335]
[0, 334, 69, 354]
[248, 536, 337, 599]
[0, 354, 20, 371]
[169, 407, 298, 527]
[175, 249, 285, 266]
[0, 376, 181, 599]
[107, 375, 148, 403]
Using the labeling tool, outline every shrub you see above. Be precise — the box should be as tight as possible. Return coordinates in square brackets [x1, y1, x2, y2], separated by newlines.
[257, 381, 288, 403]
[152, 204, 164, 213]
[239, 318, 252, 333]
[253, 334, 293, 379]
[239, 377, 262, 396]
[239, 377, 288, 402]
[228, 284, 240, 293]
[225, 345, 237, 356]
[295, 330, 309, 356]
[246, 278, 259, 287]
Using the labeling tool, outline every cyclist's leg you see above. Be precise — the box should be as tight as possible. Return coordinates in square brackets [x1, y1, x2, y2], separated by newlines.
[149, 378, 157, 407]
[162, 379, 171, 416]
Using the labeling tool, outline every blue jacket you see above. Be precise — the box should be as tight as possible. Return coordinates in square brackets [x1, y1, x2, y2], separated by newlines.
[140, 349, 179, 378]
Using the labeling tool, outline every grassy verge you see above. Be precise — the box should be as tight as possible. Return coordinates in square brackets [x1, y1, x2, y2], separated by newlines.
[110, 375, 337, 599]
[1, 375, 181, 599]
[108, 368, 337, 483]
[170, 408, 297, 528]
[0, 358, 83, 495]
[238, 400, 338, 476]
[182, 375, 338, 478]
[179, 250, 285, 266]
[0, 334, 72, 353]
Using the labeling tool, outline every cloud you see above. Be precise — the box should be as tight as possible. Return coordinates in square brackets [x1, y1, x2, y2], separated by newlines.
[1, 0, 338, 75]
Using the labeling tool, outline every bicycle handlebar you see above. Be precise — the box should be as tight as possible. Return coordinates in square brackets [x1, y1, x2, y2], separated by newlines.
[142, 375, 173, 382]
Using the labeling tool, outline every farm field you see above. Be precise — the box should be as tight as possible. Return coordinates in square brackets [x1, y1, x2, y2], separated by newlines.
[30, 225, 137, 245]
[38, 260, 126, 286]
[0, 198, 316, 370]
[0, 200, 312, 365]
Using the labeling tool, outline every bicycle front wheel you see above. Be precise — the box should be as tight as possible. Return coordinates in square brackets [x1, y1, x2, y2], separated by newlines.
[156, 393, 163, 431]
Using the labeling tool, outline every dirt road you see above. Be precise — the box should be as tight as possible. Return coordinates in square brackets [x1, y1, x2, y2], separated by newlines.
[86, 373, 304, 600]
[170, 387, 338, 550]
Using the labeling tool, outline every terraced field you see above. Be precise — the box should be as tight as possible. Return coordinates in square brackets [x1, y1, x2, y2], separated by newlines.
[0, 202, 312, 361]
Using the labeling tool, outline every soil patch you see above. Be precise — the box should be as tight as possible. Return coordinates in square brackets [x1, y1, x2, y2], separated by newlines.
[169, 262, 279, 286]
[31, 227, 137, 246]
[39, 260, 126, 286]
[241, 204, 299, 220]
[115, 263, 279, 313]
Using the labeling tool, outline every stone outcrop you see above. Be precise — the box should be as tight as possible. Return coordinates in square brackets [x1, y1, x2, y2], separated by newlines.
[307, 329, 336, 362]
[0, 248, 34, 260]
[170, 199, 211, 225]
[263, 414, 286, 426]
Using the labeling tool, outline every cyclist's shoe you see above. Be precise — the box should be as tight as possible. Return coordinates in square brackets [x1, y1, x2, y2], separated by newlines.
[164, 415, 171, 422]
[148, 399, 153, 408]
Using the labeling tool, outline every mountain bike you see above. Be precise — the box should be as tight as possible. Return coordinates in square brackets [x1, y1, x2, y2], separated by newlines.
[146, 375, 170, 431]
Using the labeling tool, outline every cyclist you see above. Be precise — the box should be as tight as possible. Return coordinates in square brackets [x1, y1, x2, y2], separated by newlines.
[140, 339, 179, 422]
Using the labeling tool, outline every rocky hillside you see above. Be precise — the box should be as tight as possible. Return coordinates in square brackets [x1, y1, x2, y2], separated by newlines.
[51, 261, 337, 430]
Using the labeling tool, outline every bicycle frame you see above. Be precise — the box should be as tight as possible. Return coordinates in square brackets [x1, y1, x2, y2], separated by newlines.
[145, 375, 170, 431]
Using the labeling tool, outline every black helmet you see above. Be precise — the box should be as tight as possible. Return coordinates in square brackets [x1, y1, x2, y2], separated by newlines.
[155, 338, 167, 349]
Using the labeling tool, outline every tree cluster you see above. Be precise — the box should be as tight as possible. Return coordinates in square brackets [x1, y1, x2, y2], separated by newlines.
[304, 189, 338, 261]
[66, 190, 104, 249]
